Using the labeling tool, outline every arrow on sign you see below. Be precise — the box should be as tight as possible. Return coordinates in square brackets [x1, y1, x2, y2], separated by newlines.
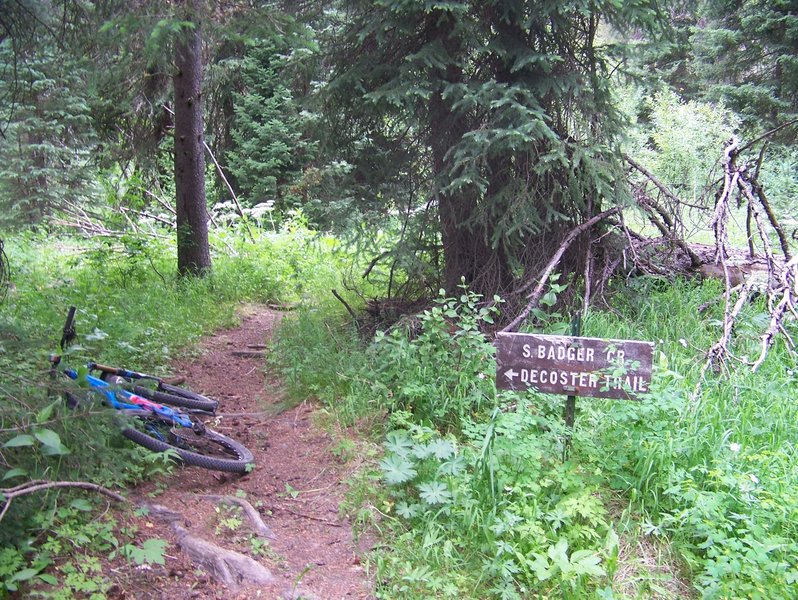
[504, 369, 519, 382]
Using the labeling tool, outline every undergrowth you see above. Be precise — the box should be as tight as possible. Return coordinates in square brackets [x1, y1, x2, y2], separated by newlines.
[274, 276, 798, 599]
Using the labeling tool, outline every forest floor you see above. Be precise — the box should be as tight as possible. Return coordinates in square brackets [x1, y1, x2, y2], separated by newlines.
[107, 305, 375, 599]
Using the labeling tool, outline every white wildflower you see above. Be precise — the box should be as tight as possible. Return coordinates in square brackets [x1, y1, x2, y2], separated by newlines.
[729, 442, 741, 453]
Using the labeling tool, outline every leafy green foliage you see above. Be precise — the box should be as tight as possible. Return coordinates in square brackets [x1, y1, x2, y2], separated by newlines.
[120, 537, 167, 566]
[368, 285, 499, 430]
[629, 90, 739, 203]
[0, 43, 98, 227]
[279, 286, 617, 597]
[581, 277, 798, 598]
[691, 0, 798, 132]
[375, 406, 615, 598]
[322, 0, 667, 296]
[279, 272, 798, 598]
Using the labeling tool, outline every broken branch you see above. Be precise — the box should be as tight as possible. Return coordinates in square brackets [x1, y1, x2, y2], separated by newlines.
[0, 480, 127, 524]
[502, 207, 619, 332]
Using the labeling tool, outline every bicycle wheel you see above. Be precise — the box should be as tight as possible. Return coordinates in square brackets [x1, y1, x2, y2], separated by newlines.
[122, 418, 254, 473]
[131, 385, 218, 412]
[158, 382, 217, 402]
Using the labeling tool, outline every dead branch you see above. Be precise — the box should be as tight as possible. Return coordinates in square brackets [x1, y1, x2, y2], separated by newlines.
[737, 116, 798, 155]
[144, 189, 177, 215]
[0, 238, 9, 302]
[502, 207, 619, 332]
[119, 205, 140, 232]
[751, 254, 798, 371]
[278, 506, 342, 527]
[331, 288, 359, 323]
[700, 135, 795, 373]
[632, 190, 702, 268]
[624, 153, 687, 209]
[203, 140, 255, 243]
[362, 251, 391, 280]
[122, 206, 174, 228]
[0, 480, 127, 523]
[748, 178, 791, 259]
[231, 350, 266, 359]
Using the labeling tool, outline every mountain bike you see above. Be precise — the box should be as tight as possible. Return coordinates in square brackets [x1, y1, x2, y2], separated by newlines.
[50, 306, 254, 473]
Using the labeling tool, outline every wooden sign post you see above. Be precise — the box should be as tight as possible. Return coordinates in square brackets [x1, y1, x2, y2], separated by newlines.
[563, 316, 581, 458]
[495, 332, 654, 399]
[495, 327, 654, 458]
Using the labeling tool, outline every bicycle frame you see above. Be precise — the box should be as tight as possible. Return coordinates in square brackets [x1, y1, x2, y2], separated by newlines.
[60, 367, 194, 429]
[48, 306, 253, 473]
[87, 361, 161, 383]
[51, 306, 192, 429]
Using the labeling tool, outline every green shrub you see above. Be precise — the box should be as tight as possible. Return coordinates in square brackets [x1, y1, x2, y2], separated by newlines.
[368, 285, 499, 431]
[278, 272, 798, 598]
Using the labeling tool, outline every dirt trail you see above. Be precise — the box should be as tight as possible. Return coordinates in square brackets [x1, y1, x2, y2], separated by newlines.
[119, 306, 374, 599]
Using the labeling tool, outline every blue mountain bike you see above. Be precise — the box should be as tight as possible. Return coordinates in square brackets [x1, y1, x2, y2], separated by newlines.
[50, 307, 254, 473]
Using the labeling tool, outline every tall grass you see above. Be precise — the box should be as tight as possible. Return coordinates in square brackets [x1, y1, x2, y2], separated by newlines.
[579, 277, 798, 597]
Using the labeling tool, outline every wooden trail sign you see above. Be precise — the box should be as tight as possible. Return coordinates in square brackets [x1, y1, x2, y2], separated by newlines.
[495, 332, 654, 400]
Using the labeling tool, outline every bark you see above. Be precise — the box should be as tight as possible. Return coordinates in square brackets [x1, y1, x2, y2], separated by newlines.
[174, 0, 211, 276]
[426, 10, 511, 295]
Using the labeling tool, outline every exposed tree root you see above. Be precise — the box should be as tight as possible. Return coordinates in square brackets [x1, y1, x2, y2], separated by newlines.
[171, 523, 275, 590]
[231, 350, 266, 358]
[144, 502, 275, 591]
[198, 494, 275, 539]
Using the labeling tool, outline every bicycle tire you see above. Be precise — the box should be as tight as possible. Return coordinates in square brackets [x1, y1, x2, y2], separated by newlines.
[122, 419, 254, 473]
[158, 382, 215, 402]
[131, 385, 218, 412]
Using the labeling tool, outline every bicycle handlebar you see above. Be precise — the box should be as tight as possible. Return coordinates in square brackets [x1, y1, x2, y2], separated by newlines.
[88, 362, 159, 382]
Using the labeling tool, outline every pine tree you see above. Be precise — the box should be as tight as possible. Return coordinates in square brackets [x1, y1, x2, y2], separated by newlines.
[692, 0, 798, 132]
[227, 37, 317, 209]
[0, 42, 98, 226]
[323, 0, 665, 299]
[174, 0, 211, 276]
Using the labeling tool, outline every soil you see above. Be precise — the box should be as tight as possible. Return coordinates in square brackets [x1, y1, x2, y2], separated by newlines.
[109, 305, 375, 599]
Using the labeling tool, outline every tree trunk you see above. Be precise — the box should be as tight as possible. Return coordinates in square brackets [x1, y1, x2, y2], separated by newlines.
[174, 0, 211, 276]
[426, 9, 511, 296]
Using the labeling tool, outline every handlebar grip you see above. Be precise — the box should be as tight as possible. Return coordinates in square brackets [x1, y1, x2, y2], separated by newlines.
[60, 306, 77, 350]
[90, 362, 122, 376]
